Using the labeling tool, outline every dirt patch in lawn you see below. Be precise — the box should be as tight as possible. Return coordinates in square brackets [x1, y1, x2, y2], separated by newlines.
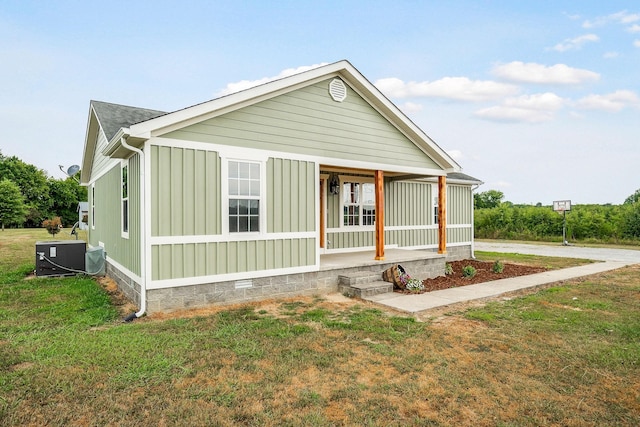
[396, 259, 547, 294]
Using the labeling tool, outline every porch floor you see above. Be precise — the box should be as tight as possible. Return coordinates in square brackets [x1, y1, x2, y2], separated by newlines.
[320, 248, 444, 271]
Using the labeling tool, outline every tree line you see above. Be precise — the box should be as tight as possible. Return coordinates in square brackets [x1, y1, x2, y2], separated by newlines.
[474, 190, 640, 244]
[0, 151, 86, 230]
[2, 150, 640, 245]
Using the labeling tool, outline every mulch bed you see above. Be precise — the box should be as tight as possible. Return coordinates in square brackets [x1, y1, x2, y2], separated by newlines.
[395, 259, 547, 294]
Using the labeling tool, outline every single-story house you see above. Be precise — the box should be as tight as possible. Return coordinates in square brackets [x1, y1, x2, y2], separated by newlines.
[80, 60, 482, 316]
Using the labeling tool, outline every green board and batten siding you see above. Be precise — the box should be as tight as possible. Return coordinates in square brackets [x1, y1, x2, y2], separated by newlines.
[163, 79, 441, 171]
[151, 146, 222, 236]
[327, 231, 375, 250]
[267, 158, 315, 233]
[150, 148, 315, 236]
[89, 154, 141, 276]
[384, 180, 435, 248]
[149, 148, 316, 280]
[447, 185, 472, 225]
[385, 181, 433, 226]
[151, 239, 316, 280]
[447, 184, 473, 245]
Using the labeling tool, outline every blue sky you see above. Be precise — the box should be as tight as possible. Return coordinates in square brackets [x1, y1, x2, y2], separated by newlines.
[1, 1, 638, 204]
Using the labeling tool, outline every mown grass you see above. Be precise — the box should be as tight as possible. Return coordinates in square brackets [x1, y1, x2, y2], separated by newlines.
[1, 229, 639, 426]
[475, 250, 594, 269]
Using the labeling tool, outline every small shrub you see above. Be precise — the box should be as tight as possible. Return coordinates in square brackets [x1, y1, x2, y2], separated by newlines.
[462, 265, 477, 279]
[444, 263, 453, 275]
[42, 217, 62, 237]
[492, 260, 504, 274]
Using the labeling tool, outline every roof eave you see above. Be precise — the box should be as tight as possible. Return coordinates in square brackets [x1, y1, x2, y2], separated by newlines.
[102, 128, 141, 158]
[80, 105, 99, 185]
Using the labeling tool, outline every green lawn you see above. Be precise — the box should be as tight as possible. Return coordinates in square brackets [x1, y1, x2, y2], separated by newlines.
[1, 229, 639, 426]
[474, 250, 595, 269]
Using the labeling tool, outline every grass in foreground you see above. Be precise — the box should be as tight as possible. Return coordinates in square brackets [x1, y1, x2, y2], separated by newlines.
[1, 229, 639, 425]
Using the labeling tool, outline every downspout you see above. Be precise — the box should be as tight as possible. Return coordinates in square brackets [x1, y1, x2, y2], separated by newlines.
[120, 136, 147, 321]
[470, 183, 481, 259]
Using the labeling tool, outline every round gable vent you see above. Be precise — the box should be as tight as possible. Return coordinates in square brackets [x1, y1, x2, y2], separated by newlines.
[329, 78, 347, 102]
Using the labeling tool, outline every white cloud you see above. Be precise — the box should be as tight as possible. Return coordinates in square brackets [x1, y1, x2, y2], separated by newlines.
[474, 93, 564, 123]
[634, 39, 640, 48]
[374, 76, 518, 102]
[216, 63, 328, 96]
[447, 149, 463, 160]
[583, 10, 640, 28]
[603, 51, 620, 58]
[575, 90, 639, 112]
[399, 102, 423, 113]
[494, 181, 512, 189]
[551, 34, 599, 52]
[492, 61, 600, 84]
[564, 13, 582, 21]
[504, 92, 565, 110]
[628, 24, 640, 33]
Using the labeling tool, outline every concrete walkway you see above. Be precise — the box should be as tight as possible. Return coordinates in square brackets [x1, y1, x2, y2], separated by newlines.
[364, 242, 640, 314]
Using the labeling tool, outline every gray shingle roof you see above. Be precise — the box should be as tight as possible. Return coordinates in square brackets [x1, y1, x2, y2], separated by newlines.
[447, 172, 483, 184]
[91, 100, 167, 141]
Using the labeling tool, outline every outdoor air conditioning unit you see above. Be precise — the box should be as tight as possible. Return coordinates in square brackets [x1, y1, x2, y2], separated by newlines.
[35, 240, 86, 277]
[85, 246, 106, 276]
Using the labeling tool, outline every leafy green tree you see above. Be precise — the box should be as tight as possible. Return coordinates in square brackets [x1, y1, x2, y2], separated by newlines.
[0, 178, 26, 230]
[0, 153, 52, 226]
[622, 203, 640, 238]
[624, 188, 640, 205]
[474, 190, 504, 209]
[49, 176, 87, 226]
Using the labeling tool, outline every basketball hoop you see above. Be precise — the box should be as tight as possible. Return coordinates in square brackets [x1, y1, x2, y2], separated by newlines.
[553, 200, 571, 245]
[553, 200, 571, 213]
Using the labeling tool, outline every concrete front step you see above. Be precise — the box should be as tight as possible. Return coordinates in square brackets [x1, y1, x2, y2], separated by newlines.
[339, 280, 393, 298]
[338, 271, 381, 286]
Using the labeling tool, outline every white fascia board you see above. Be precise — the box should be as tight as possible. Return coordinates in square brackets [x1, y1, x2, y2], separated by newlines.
[80, 106, 100, 185]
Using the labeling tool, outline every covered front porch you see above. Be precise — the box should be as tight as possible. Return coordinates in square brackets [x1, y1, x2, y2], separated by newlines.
[320, 247, 444, 272]
[319, 167, 450, 260]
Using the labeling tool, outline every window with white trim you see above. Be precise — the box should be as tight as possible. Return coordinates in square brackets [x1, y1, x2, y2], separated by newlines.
[121, 161, 129, 237]
[91, 184, 95, 229]
[228, 160, 261, 233]
[342, 180, 375, 226]
[433, 196, 438, 224]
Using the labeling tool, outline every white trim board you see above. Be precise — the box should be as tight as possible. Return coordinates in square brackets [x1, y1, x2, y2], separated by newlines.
[150, 136, 448, 177]
[150, 232, 317, 245]
[148, 264, 318, 290]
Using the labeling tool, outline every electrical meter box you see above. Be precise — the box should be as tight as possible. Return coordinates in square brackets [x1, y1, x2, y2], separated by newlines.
[35, 240, 86, 277]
